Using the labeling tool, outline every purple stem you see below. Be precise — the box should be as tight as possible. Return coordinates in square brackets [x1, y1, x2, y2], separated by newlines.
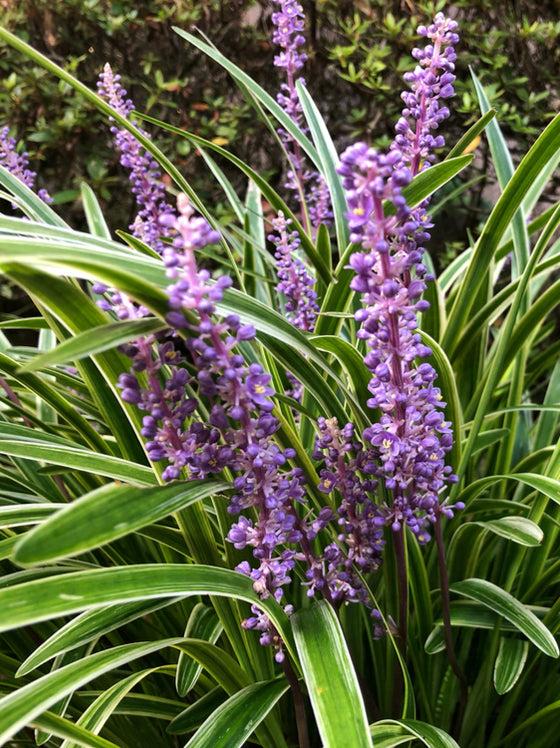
[434, 514, 468, 733]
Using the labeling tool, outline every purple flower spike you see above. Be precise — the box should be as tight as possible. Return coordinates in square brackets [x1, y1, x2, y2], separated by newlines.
[270, 211, 319, 332]
[0, 126, 36, 190]
[0, 126, 51, 203]
[312, 417, 384, 604]
[337, 16, 460, 540]
[97, 63, 175, 253]
[391, 12, 459, 177]
[271, 1, 332, 234]
[271, 1, 308, 122]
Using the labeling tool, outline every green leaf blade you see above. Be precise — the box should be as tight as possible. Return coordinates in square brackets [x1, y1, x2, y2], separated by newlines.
[13, 479, 229, 565]
[0, 639, 184, 744]
[292, 601, 373, 748]
[494, 638, 529, 695]
[450, 578, 558, 657]
[371, 719, 460, 748]
[473, 516, 543, 547]
[184, 678, 289, 748]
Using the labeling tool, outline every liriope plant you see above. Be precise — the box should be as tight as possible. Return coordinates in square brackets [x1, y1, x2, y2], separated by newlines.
[0, 3, 559, 747]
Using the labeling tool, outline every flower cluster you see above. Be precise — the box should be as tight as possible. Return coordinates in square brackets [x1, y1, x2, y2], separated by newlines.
[269, 211, 319, 332]
[0, 126, 51, 203]
[113, 194, 234, 483]
[271, 0, 332, 233]
[0, 126, 36, 190]
[392, 12, 460, 177]
[271, 0, 308, 122]
[97, 64, 175, 252]
[338, 147, 457, 538]
[90, 12, 463, 662]
[336, 15, 462, 542]
[387, 11, 460, 286]
[93, 73, 325, 642]
[100, 190, 315, 659]
[312, 417, 384, 603]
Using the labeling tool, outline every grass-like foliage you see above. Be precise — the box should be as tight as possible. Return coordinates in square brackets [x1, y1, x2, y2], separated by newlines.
[0, 5, 560, 747]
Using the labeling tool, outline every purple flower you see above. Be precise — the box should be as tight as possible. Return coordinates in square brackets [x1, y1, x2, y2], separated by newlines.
[246, 371, 275, 408]
[391, 13, 459, 176]
[312, 417, 384, 603]
[269, 211, 319, 332]
[270, 1, 332, 234]
[0, 126, 36, 190]
[336, 25, 461, 539]
[97, 64, 176, 253]
[384, 13, 459, 292]
[0, 126, 51, 203]
[109, 193, 316, 662]
[271, 1, 308, 122]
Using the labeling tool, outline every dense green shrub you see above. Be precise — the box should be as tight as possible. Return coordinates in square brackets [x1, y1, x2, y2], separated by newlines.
[2, 0, 560, 230]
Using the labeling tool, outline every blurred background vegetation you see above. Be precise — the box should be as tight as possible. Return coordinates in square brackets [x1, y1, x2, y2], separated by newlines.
[1, 0, 560, 303]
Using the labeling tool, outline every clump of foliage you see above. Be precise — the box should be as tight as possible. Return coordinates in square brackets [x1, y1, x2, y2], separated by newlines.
[1, 3, 560, 748]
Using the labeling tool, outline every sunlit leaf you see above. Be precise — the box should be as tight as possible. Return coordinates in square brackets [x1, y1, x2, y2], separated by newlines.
[183, 678, 289, 748]
[472, 516, 543, 546]
[370, 719, 460, 748]
[451, 578, 558, 657]
[292, 601, 373, 748]
[14, 479, 229, 564]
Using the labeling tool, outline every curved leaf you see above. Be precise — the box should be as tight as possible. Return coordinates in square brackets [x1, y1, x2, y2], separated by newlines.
[295, 79, 348, 250]
[370, 719, 460, 748]
[447, 108, 496, 159]
[443, 109, 560, 355]
[310, 334, 371, 404]
[184, 678, 289, 748]
[31, 711, 121, 748]
[172, 28, 320, 167]
[0, 564, 294, 659]
[137, 116, 332, 285]
[424, 601, 549, 655]
[0, 165, 67, 226]
[60, 667, 163, 748]
[173, 640, 288, 748]
[167, 687, 226, 734]
[19, 318, 168, 373]
[0, 439, 154, 486]
[494, 637, 529, 695]
[457, 472, 560, 507]
[292, 601, 373, 748]
[473, 516, 543, 547]
[450, 578, 558, 657]
[0, 639, 185, 744]
[80, 182, 112, 240]
[0, 504, 63, 528]
[18, 600, 184, 676]
[176, 603, 223, 697]
[14, 479, 229, 565]
[0, 350, 110, 455]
